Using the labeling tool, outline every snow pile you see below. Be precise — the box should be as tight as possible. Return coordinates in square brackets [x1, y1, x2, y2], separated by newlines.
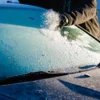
[42, 9, 60, 30]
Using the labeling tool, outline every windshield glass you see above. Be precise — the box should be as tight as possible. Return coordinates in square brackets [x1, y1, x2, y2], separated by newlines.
[97, 9, 100, 24]
[97, 0, 100, 24]
[0, 4, 100, 80]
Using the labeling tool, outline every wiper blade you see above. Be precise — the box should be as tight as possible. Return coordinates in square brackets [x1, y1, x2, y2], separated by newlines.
[0, 63, 100, 86]
[0, 71, 68, 86]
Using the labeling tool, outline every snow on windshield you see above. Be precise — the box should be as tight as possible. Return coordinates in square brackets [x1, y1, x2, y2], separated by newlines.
[0, 4, 100, 79]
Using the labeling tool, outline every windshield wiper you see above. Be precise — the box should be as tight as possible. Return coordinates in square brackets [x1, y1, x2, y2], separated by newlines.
[0, 63, 100, 86]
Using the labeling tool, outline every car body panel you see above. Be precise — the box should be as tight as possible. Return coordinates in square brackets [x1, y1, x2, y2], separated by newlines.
[0, 68, 100, 100]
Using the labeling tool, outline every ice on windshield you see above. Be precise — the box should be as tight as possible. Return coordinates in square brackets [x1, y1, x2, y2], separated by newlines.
[0, 4, 100, 80]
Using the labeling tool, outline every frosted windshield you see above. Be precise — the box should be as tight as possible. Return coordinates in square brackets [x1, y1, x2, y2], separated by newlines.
[0, 4, 100, 79]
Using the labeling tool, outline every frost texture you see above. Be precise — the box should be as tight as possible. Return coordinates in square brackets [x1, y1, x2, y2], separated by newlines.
[0, 6, 100, 79]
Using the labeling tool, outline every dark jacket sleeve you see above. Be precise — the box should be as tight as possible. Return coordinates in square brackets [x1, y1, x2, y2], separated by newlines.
[65, 0, 97, 25]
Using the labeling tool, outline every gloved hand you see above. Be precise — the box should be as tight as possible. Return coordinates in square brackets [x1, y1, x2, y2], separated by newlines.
[58, 14, 69, 29]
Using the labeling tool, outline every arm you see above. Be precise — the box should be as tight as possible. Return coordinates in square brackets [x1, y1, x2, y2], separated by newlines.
[64, 0, 97, 25]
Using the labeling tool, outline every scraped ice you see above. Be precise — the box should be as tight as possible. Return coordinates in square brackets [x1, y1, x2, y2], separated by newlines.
[42, 9, 60, 30]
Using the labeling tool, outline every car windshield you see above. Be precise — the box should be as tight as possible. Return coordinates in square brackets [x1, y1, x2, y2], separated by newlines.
[0, 3, 100, 81]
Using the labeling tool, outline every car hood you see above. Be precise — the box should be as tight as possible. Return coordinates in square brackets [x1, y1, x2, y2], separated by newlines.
[0, 68, 100, 100]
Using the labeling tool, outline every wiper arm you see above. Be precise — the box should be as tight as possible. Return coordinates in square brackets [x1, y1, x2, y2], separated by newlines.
[76, 25, 100, 43]
[0, 63, 100, 86]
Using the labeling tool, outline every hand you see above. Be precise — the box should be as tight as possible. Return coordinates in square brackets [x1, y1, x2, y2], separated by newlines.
[57, 14, 68, 29]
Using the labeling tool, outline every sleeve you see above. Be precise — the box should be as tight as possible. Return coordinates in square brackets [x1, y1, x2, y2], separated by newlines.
[64, 0, 97, 26]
